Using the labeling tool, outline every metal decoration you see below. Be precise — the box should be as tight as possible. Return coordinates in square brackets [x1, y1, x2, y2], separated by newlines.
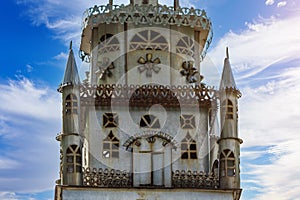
[138, 53, 161, 77]
[180, 61, 198, 83]
[95, 57, 115, 81]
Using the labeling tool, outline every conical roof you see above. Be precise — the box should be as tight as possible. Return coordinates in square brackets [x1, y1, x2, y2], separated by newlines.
[62, 41, 80, 86]
[219, 47, 236, 90]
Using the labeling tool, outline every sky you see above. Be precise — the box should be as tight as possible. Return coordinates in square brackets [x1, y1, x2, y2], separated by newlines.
[0, 0, 300, 199]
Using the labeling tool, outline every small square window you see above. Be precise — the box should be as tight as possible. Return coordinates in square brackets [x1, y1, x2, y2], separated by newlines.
[180, 115, 196, 129]
[67, 156, 73, 163]
[103, 143, 110, 149]
[103, 150, 110, 158]
[67, 166, 74, 173]
[181, 152, 188, 159]
[190, 152, 197, 159]
[112, 151, 119, 158]
[103, 113, 118, 128]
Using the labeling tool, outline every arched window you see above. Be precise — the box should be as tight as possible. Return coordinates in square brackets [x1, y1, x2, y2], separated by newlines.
[140, 114, 161, 129]
[103, 131, 119, 158]
[176, 36, 195, 58]
[222, 99, 234, 119]
[65, 94, 78, 115]
[212, 159, 219, 176]
[181, 132, 197, 159]
[220, 149, 235, 177]
[99, 33, 120, 54]
[66, 145, 81, 173]
[130, 30, 168, 51]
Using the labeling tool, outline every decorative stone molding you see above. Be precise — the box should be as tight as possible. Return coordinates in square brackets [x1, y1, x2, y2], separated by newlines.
[81, 4, 213, 61]
[95, 57, 115, 81]
[83, 5, 211, 29]
[123, 131, 177, 149]
[180, 61, 199, 83]
[80, 84, 218, 108]
[172, 170, 219, 189]
[82, 167, 132, 187]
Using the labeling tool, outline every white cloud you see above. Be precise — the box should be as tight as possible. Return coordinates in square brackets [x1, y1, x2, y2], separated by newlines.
[265, 0, 275, 5]
[54, 52, 68, 60]
[0, 77, 60, 194]
[208, 14, 300, 84]
[0, 192, 18, 200]
[26, 64, 33, 73]
[0, 158, 19, 169]
[277, 1, 287, 7]
[0, 77, 60, 120]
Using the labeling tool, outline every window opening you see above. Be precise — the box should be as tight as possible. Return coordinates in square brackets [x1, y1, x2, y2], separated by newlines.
[103, 131, 119, 158]
[181, 132, 197, 159]
[65, 94, 78, 115]
[66, 145, 81, 173]
[140, 114, 161, 129]
[220, 149, 235, 177]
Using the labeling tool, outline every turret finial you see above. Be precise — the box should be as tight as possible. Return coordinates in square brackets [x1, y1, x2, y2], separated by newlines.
[174, 0, 180, 9]
[69, 41, 73, 50]
[226, 47, 229, 59]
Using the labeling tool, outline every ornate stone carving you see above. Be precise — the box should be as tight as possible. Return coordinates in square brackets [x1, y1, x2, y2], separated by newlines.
[103, 113, 118, 128]
[80, 84, 218, 108]
[82, 168, 132, 187]
[172, 170, 219, 189]
[95, 57, 115, 82]
[138, 53, 161, 77]
[123, 131, 177, 149]
[180, 61, 199, 83]
[82, 4, 213, 61]
[79, 50, 90, 63]
[180, 114, 196, 129]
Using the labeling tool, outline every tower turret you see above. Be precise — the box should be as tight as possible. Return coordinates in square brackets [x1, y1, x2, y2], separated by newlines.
[57, 42, 83, 186]
[218, 47, 243, 190]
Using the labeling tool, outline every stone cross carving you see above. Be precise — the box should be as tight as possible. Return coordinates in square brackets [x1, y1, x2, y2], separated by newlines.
[180, 61, 198, 83]
[95, 57, 115, 81]
[138, 53, 161, 77]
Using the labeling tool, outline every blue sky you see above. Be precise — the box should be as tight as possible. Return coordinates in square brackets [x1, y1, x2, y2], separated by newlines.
[0, 0, 300, 199]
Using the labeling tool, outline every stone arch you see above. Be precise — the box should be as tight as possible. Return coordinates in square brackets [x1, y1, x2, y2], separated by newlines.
[123, 131, 177, 149]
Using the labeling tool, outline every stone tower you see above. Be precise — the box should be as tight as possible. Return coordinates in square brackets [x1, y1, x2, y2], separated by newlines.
[55, 1, 243, 200]
[218, 48, 243, 189]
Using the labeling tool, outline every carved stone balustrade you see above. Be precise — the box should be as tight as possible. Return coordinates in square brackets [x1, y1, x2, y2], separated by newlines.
[172, 170, 219, 189]
[80, 84, 218, 108]
[82, 168, 132, 188]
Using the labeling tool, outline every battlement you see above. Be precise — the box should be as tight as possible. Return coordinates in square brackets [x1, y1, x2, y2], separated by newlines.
[82, 4, 211, 29]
